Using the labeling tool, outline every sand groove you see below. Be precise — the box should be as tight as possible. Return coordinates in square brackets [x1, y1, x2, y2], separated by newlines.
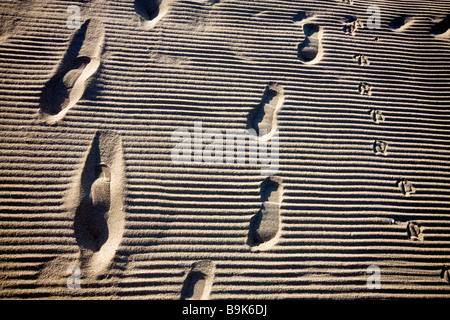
[298, 23, 324, 64]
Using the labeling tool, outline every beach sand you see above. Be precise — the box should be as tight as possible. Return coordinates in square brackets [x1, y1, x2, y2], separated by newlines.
[0, 0, 450, 299]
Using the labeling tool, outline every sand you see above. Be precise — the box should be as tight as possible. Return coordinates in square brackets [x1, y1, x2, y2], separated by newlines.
[0, 0, 450, 300]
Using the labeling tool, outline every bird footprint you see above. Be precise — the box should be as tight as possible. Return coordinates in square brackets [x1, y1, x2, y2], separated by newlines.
[344, 17, 363, 36]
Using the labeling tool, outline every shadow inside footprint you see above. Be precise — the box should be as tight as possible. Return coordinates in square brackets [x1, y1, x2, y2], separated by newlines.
[39, 19, 104, 124]
[431, 15, 450, 38]
[50, 56, 91, 115]
[298, 23, 323, 64]
[248, 177, 283, 248]
[181, 271, 206, 300]
[74, 137, 110, 253]
[293, 11, 315, 25]
[247, 83, 284, 140]
[134, 0, 172, 29]
[40, 22, 88, 116]
[293, 12, 308, 23]
[180, 261, 215, 300]
[389, 15, 414, 32]
[135, 0, 161, 21]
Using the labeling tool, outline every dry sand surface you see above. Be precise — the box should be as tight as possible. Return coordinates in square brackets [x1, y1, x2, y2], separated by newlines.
[0, 0, 450, 300]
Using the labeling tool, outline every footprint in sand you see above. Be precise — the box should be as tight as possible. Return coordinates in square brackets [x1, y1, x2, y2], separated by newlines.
[354, 54, 370, 66]
[398, 179, 415, 197]
[373, 140, 388, 156]
[370, 110, 385, 123]
[134, 0, 173, 30]
[38, 19, 104, 125]
[298, 23, 324, 64]
[248, 83, 284, 140]
[359, 82, 372, 96]
[72, 130, 126, 278]
[431, 15, 450, 39]
[248, 177, 283, 250]
[344, 17, 363, 36]
[181, 261, 215, 300]
[407, 221, 423, 241]
[293, 11, 316, 26]
[389, 15, 415, 32]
